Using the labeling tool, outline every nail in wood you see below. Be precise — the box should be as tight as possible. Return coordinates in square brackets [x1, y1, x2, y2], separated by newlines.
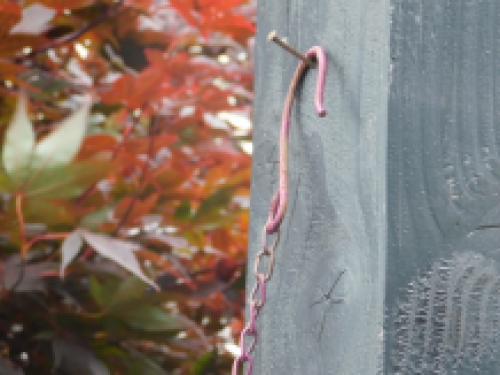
[267, 30, 315, 68]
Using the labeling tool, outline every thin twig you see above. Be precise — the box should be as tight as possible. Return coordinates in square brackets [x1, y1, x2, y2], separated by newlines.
[15, 194, 26, 250]
[14, 1, 124, 63]
[24, 232, 70, 251]
[9, 259, 26, 292]
[104, 44, 138, 76]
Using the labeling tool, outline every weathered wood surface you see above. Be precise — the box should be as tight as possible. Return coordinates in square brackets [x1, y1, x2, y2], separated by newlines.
[251, 0, 500, 374]
[387, 1, 500, 373]
[249, 0, 389, 373]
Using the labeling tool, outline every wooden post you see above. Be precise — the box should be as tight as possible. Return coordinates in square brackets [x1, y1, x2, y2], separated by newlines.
[249, 1, 389, 373]
[387, 1, 500, 373]
[250, 0, 500, 373]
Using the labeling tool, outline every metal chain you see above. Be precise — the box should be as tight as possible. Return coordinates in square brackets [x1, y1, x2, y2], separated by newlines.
[231, 228, 280, 375]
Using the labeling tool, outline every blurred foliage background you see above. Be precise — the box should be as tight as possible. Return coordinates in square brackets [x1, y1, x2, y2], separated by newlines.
[0, 0, 254, 374]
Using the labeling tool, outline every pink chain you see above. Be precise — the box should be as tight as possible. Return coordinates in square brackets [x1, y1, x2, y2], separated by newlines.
[232, 46, 327, 375]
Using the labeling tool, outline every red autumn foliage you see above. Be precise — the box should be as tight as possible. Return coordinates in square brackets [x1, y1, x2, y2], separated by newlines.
[0, 1, 254, 374]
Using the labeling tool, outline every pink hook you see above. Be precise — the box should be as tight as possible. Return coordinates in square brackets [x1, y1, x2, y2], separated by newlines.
[265, 46, 327, 234]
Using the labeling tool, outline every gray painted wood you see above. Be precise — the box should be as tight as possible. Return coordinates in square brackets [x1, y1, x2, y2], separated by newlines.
[387, 0, 500, 373]
[249, 0, 390, 373]
[251, 0, 500, 373]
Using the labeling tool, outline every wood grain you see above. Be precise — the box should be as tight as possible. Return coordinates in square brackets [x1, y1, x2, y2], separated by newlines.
[387, 0, 500, 373]
[249, 0, 389, 373]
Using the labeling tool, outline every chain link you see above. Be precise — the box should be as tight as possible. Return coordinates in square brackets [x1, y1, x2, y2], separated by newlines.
[248, 273, 266, 307]
[253, 227, 280, 281]
[232, 228, 280, 375]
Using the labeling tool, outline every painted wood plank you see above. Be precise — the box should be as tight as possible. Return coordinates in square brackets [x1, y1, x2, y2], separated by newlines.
[386, 0, 500, 373]
[248, 1, 390, 373]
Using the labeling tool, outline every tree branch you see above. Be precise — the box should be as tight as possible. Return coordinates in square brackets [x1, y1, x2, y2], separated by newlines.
[15, 1, 124, 63]
[9, 259, 25, 293]
[15, 194, 26, 253]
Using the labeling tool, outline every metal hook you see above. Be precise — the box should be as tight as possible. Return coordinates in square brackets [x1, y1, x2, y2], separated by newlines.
[267, 31, 316, 68]
[265, 44, 327, 234]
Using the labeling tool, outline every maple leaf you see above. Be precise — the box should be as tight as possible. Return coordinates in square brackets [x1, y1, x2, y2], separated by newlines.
[0, 3, 22, 36]
[2, 93, 92, 183]
[169, 0, 254, 41]
[169, 0, 200, 28]
[0, 60, 27, 81]
[101, 70, 161, 108]
[0, 0, 254, 373]
[61, 229, 159, 290]
[0, 34, 46, 58]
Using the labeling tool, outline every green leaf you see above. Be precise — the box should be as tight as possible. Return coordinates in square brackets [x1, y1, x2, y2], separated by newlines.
[2, 93, 35, 178]
[174, 199, 191, 221]
[80, 205, 113, 230]
[18, 71, 72, 96]
[107, 276, 147, 310]
[122, 352, 168, 375]
[191, 350, 217, 375]
[32, 96, 92, 169]
[24, 160, 113, 198]
[195, 186, 233, 219]
[1, 94, 94, 187]
[89, 276, 107, 308]
[184, 230, 205, 248]
[88, 276, 126, 310]
[119, 306, 184, 331]
[1, 94, 92, 182]
[23, 198, 74, 225]
[0, 168, 14, 192]
[80, 230, 159, 290]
